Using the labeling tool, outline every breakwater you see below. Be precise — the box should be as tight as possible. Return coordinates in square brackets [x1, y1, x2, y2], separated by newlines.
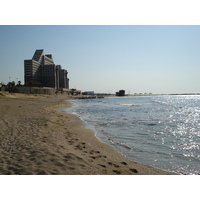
[71, 95, 104, 100]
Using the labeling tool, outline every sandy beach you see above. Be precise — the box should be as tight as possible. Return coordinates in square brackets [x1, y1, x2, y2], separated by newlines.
[0, 92, 176, 175]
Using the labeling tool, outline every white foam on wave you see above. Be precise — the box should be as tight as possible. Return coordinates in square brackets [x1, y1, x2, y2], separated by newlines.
[116, 103, 135, 106]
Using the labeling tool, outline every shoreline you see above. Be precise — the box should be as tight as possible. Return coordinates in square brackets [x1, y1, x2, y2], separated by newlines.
[0, 93, 177, 175]
[62, 97, 178, 175]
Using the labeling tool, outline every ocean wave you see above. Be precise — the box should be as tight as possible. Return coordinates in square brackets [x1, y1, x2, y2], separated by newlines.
[115, 142, 132, 150]
[152, 100, 169, 105]
[115, 103, 135, 106]
[108, 138, 132, 150]
[97, 129, 132, 150]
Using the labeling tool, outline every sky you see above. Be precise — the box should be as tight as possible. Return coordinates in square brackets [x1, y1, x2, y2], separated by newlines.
[0, 25, 200, 94]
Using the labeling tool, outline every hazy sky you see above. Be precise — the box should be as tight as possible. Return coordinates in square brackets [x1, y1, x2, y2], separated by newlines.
[0, 25, 200, 94]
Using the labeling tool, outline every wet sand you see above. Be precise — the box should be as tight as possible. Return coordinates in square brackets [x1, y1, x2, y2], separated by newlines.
[0, 92, 177, 175]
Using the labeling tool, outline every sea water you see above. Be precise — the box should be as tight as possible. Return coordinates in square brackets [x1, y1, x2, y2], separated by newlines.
[64, 95, 200, 174]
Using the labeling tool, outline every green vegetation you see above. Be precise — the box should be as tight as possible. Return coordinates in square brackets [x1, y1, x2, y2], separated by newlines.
[4, 81, 19, 93]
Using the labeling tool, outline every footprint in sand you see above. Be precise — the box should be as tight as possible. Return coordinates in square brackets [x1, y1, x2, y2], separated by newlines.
[113, 170, 121, 174]
[68, 140, 74, 145]
[107, 162, 119, 168]
[75, 143, 86, 150]
[90, 150, 100, 154]
[130, 168, 138, 173]
[113, 164, 119, 168]
[99, 164, 106, 168]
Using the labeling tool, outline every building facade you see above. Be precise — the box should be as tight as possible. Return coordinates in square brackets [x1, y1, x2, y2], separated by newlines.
[24, 49, 69, 89]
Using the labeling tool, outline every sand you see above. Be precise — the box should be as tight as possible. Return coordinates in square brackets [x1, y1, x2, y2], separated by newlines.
[0, 92, 177, 175]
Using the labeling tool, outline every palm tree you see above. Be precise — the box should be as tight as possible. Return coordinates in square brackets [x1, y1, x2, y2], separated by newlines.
[17, 80, 21, 86]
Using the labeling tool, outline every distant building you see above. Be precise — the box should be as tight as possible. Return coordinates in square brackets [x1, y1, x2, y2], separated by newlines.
[82, 91, 94, 95]
[116, 90, 125, 96]
[24, 49, 69, 89]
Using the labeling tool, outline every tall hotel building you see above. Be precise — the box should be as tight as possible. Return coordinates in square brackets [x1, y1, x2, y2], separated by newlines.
[24, 49, 69, 89]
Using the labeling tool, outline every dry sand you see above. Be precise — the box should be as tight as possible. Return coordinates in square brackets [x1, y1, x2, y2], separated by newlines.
[0, 92, 177, 175]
